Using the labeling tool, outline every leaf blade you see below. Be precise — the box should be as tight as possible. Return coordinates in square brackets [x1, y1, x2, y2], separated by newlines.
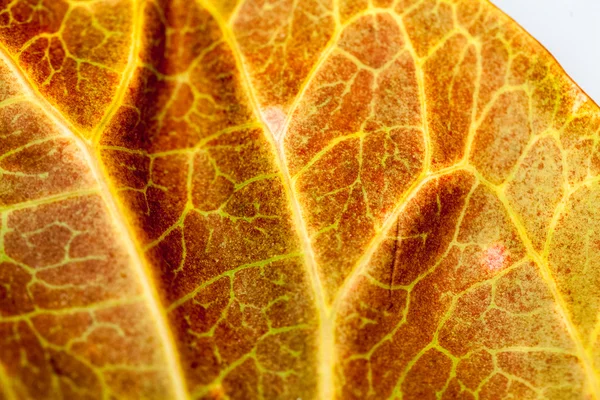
[2, 0, 600, 398]
[0, 44, 181, 399]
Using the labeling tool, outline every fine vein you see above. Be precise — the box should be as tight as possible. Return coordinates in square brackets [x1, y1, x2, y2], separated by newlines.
[0, 42, 190, 400]
[197, 1, 334, 398]
[472, 168, 600, 399]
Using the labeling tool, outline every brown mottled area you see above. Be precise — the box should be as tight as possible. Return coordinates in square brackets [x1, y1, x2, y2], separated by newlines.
[0, 40, 173, 398]
[0, 53, 96, 206]
[337, 0, 396, 22]
[1, 0, 600, 398]
[338, 0, 368, 23]
[3, 196, 146, 309]
[338, 13, 403, 70]
[0, 310, 174, 399]
[335, 172, 474, 399]
[168, 257, 317, 398]
[336, 173, 584, 399]
[422, 34, 478, 169]
[285, 12, 424, 301]
[550, 183, 600, 353]
[561, 111, 600, 185]
[399, 1, 475, 170]
[99, 1, 318, 397]
[100, 0, 258, 245]
[0, 101, 95, 206]
[401, 0, 456, 59]
[0, 147, 175, 396]
[400, 1, 463, 169]
[506, 136, 564, 250]
[0, 195, 176, 399]
[470, 90, 532, 184]
[0, 0, 134, 132]
[233, 0, 335, 113]
[399, 0, 585, 176]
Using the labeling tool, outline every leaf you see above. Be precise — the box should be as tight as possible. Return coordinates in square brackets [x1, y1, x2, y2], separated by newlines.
[1, 0, 599, 399]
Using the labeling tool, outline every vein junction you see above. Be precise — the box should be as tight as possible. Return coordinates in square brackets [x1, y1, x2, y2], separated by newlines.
[1, 0, 600, 399]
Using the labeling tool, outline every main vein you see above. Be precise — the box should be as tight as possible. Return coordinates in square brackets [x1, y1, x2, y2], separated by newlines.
[195, 1, 334, 398]
[0, 25, 190, 400]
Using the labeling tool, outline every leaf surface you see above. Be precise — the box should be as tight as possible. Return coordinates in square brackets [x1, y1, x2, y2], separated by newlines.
[1, 0, 600, 399]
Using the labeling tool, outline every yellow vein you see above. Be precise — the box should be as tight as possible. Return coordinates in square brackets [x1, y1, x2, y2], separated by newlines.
[293, 132, 365, 180]
[461, 30, 483, 162]
[0, 189, 100, 213]
[470, 167, 600, 399]
[91, 0, 144, 145]
[332, 8, 436, 311]
[331, 163, 463, 311]
[227, 0, 246, 26]
[0, 297, 146, 323]
[279, 7, 385, 144]
[395, 12, 432, 174]
[0, 43, 190, 400]
[167, 253, 302, 312]
[543, 177, 600, 347]
[0, 362, 17, 400]
[196, 1, 333, 398]
[0, 95, 28, 110]
[332, 0, 341, 28]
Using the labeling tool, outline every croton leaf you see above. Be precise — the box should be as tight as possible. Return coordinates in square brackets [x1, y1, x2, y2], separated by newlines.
[0, 0, 599, 399]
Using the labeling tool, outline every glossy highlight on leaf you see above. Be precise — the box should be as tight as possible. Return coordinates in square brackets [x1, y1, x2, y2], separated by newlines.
[1, 0, 600, 399]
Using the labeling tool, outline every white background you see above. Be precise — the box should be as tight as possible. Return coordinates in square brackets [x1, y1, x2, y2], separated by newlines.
[491, 0, 600, 104]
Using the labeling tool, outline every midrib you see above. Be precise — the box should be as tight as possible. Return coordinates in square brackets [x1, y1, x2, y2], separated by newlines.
[205, 4, 449, 399]
[0, 39, 190, 400]
[198, 1, 336, 398]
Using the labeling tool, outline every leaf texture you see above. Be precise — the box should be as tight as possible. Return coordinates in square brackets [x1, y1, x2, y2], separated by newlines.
[1, 0, 600, 399]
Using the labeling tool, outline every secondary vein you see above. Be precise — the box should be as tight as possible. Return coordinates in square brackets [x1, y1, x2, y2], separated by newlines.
[0, 36, 190, 400]
[197, 1, 335, 399]
[471, 166, 600, 400]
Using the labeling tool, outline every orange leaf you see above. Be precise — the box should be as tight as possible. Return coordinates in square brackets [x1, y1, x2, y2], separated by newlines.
[1, 1, 599, 399]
